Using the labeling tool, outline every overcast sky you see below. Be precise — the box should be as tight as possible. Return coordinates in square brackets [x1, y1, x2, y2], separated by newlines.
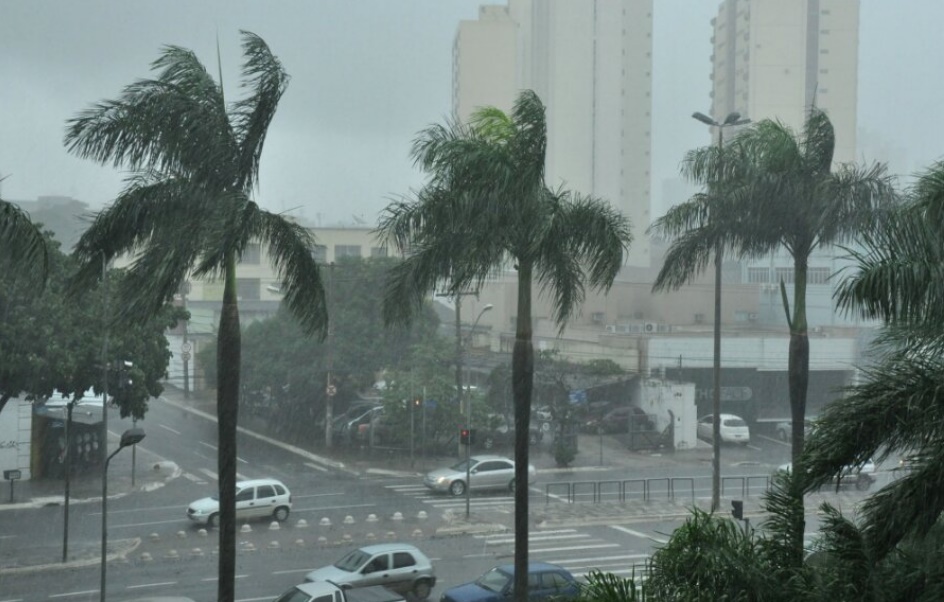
[2, 1, 942, 226]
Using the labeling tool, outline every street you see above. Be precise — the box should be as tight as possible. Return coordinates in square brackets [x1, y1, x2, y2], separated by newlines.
[0, 393, 889, 601]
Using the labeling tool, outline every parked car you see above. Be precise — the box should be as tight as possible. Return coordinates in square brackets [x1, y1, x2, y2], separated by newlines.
[583, 405, 654, 434]
[439, 562, 580, 602]
[478, 414, 543, 449]
[774, 418, 816, 442]
[532, 405, 553, 432]
[275, 580, 407, 602]
[304, 543, 436, 599]
[778, 459, 877, 490]
[186, 478, 291, 528]
[423, 454, 536, 496]
[334, 404, 383, 444]
[696, 413, 750, 445]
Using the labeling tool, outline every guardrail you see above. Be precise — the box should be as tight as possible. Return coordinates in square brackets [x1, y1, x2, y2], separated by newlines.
[545, 474, 771, 505]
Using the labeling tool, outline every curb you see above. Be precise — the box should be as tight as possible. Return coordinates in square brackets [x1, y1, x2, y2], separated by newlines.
[0, 538, 142, 576]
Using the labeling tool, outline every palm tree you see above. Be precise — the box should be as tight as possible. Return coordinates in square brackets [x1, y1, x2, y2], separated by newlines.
[730, 108, 893, 467]
[803, 161, 944, 560]
[0, 189, 48, 287]
[64, 32, 327, 602]
[378, 90, 632, 602]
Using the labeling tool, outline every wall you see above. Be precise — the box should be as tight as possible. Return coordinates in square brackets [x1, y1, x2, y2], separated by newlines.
[0, 399, 33, 481]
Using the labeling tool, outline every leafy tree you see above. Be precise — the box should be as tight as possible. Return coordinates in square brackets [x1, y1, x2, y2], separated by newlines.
[803, 160, 944, 560]
[63, 32, 327, 602]
[0, 190, 48, 288]
[378, 90, 632, 602]
[0, 235, 180, 418]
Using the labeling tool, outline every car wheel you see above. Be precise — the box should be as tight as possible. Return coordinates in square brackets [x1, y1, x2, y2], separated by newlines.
[483, 436, 495, 450]
[449, 480, 466, 496]
[508, 479, 516, 493]
[273, 506, 290, 522]
[208, 513, 219, 529]
[855, 475, 872, 491]
[412, 579, 432, 600]
[777, 429, 788, 442]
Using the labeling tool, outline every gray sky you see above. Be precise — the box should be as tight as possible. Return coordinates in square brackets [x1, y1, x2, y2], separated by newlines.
[2, 1, 942, 226]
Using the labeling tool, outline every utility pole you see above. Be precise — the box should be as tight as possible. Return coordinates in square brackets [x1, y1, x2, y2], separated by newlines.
[324, 262, 336, 448]
[182, 281, 190, 399]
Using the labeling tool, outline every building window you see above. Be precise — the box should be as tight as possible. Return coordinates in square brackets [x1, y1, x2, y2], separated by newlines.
[808, 268, 831, 285]
[237, 278, 260, 300]
[335, 245, 362, 259]
[774, 267, 795, 284]
[370, 247, 387, 258]
[312, 245, 327, 264]
[747, 267, 770, 284]
[240, 243, 261, 265]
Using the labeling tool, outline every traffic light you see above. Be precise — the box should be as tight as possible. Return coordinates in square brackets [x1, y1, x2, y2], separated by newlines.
[460, 428, 476, 445]
[731, 499, 744, 520]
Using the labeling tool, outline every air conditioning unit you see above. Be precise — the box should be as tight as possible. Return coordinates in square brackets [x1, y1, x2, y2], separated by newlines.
[694, 313, 705, 324]
[644, 322, 657, 333]
[618, 324, 633, 334]
[591, 311, 605, 324]
[605, 325, 617, 334]
[747, 312, 758, 322]
[657, 323, 672, 333]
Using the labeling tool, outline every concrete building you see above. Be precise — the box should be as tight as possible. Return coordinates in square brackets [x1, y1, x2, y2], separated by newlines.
[453, 0, 653, 268]
[708, 0, 859, 162]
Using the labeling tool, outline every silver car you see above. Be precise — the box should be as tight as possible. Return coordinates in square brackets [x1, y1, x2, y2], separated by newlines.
[304, 543, 436, 599]
[423, 454, 536, 496]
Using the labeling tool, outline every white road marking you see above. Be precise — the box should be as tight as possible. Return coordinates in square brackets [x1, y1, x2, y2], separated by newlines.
[610, 525, 669, 544]
[49, 591, 98, 598]
[305, 462, 328, 472]
[125, 582, 177, 590]
[531, 543, 620, 553]
[475, 529, 576, 538]
[484, 534, 590, 545]
[237, 456, 249, 464]
[184, 472, 206, 484]
[200, 441, 218, 450]
[199, 468, 218, 480]
[549, 553, 649, 564]
[158, 424, 181, 435]
[203, 575, 248, 582]
[293, 493, 345, 499]
[236, 472, 249, 480]
[1, 598, 24, 602]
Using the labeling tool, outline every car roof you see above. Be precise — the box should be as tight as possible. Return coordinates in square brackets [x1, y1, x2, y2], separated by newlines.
[494, 561, 570, 575]
[355, 543, 425, 555]
[236, 478, 288, 488]
[470, 454, 513, 462]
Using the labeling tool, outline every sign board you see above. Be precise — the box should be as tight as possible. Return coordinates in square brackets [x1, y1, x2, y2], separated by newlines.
[326, 385, 337, 397]
[181, 342, 192, 354]
[3, 469, 21, 481]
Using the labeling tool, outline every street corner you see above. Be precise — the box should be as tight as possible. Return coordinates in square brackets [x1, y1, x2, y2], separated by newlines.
[139, 460, 183, 492]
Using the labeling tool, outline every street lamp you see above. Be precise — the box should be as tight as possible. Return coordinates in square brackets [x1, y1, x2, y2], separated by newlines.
[692, 110, 750, 513]
[465, 303, 493, 520]
[101, 427, 146, 602]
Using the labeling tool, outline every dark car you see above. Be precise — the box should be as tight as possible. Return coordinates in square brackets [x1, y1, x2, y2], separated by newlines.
[332, 404, 383, 444]
[439, 562, 580, 602]
[583, 405, 654, 434]
[477, 414, 543, 450]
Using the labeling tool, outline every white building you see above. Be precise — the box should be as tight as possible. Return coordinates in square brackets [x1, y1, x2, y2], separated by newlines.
[454, 0, 654, 268]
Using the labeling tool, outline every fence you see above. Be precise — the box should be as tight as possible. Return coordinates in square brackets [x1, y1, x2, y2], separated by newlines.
[545, 474, 771, 504]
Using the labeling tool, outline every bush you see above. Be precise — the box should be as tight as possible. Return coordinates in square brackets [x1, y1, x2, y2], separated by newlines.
[554, 442, 577, 467]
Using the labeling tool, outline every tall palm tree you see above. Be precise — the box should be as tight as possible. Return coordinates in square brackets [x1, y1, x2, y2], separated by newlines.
[64, 32, 327, 602]
[0, 190, 48, 287]
[803, 161, 944, 559]
[731, 108, 893, 467]
[378, 90, 632, 602]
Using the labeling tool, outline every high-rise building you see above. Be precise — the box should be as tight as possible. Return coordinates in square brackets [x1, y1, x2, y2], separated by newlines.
[454, 1, 654, 268]
[709, 0, 859, 162]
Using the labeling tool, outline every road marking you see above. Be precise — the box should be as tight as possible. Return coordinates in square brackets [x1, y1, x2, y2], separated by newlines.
[195, 451, 215, 462]
[200, 441, 218, 450]
[126, 582, 177, 590]
[530, 543, 620, 553]
[610, 525, 669, 544]
[199, 468, 218, 480]
[203, 575, 249, 582]
[293, 493, 345, 499]
[484, 534, 589, 545]
[237, 456, 249, 464]
[476, 529, 576, 538]
[305, 462, 328, 472]
[236, 472, 250, 480]
[293, 503, 376, 513]
[1, 598, 24, 602]
[159, 424, 181, 435]
[49, 591, 98, 599]
[549, 553, 649, 564]
[184, 472, 207, 484]
[272, 568, 318, 575]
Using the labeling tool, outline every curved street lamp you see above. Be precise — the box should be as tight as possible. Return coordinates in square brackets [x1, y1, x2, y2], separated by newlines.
[101, 427, 146, 602]
[691, 110, 750, 513]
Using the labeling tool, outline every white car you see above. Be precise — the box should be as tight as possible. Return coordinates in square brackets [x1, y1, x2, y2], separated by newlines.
[697, 413, 750, 445]
[778, 459, 876, 490]
[423, 455, 536, 496]
[187, 478, 292, 528]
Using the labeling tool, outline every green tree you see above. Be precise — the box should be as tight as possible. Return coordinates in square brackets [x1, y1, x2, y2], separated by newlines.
[378, 90, 632, 601]
[0, 190, 48, 288]
[63, 32, 327, 602]
[804, 160, 944, 560]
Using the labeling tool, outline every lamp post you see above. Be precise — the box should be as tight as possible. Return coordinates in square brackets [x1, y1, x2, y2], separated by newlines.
[691, 110, 750, 512]
[465, 303, 493, 520]
[101, 427, 146, 602]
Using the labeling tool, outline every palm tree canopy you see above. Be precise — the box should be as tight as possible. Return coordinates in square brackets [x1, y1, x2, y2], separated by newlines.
[64, 31, 326, 337]
[0, 194, 48, 288]
[379, 90, 632, 329]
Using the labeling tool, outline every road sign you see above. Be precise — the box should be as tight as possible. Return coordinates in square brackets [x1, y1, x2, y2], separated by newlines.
[3, 469, 21, 481]
[181, 352, 191, 361]
[326, 384, 337, 397]
[181, 342, 192, 354]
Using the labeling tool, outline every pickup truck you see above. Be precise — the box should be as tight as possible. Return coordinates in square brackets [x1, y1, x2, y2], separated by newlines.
[274, 580, 406, 602]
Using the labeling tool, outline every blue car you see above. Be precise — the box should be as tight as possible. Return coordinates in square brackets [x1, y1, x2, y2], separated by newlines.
[440, 562, 580, 602]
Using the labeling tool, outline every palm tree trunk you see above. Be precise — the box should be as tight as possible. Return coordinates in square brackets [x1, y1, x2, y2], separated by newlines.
[217, 252, 241, 602]
[711, 244, 723, 513]
[512, 262, 534, 602]
[789, 258, 809, 468]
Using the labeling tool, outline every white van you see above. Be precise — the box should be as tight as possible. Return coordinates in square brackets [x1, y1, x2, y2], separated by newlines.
[187, 478, 291, 528]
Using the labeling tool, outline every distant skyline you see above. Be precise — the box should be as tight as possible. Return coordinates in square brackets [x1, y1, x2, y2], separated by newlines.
[2, 1, 942, 227]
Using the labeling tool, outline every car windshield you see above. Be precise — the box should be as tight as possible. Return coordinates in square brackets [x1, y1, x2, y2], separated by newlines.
[334, 549, 370, 572]
[724, 418, 747, 427]
[476, 567, 512, 593]
[274, 587, 315, 602]
[450, 460, 472, 472]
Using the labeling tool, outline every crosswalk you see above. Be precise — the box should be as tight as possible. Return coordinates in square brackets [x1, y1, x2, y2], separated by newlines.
[384, 482, 520, 512]
[474, 528, 651, 581]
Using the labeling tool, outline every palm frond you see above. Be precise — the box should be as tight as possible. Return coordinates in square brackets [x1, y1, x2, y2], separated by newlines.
[0, 196, 48, 288]
[231, 31, 289, 191]
[801, 107, 836, 175]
